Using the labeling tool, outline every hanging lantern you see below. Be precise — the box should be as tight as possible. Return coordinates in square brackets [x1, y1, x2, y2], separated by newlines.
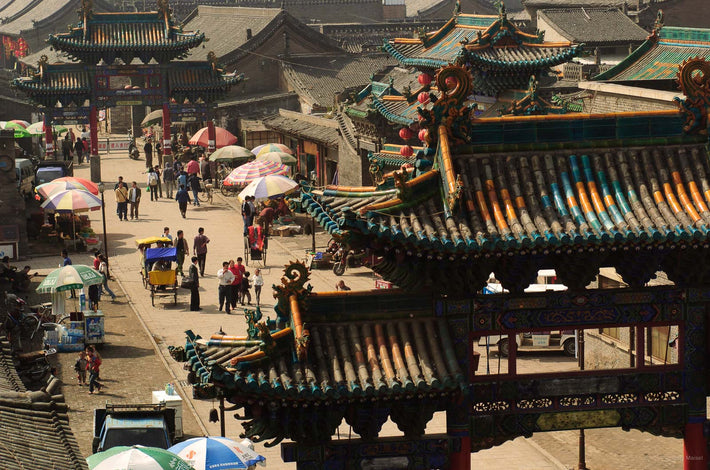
[418, 73, 432, 86]
[445, 76, 459, 89]
[418, 129, 429, 142]
[400, 145, 414, 157]
[399, 127, 413, 140]
[417, 92, 430, 104]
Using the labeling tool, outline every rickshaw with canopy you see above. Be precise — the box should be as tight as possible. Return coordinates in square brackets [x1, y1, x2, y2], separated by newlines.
[145, 246, 178, 306]
[136, 236, 173, 288]
[244, 224, 268, 266]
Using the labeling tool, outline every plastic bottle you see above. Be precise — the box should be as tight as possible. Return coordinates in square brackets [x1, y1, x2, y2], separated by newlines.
[79, 293, 86, 312]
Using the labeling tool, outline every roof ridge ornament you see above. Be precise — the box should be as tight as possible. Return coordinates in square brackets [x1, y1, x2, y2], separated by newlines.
[158, 0, 171, 37]
[675, 57, 710, 135]
[649, 10, 664, 41]
[80, 0, 92, 41]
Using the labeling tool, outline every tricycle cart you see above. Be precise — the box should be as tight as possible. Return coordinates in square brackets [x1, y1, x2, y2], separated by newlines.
[145, 247, 178, 306]
[136, 237, 173, 289]
[244, 225, 268, 266]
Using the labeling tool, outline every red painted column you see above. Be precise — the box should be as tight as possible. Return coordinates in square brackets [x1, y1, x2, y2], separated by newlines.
[162, 103, 171, 158]
[207, 119, 216, 154]
[684, 422, 707, 469]
[43, 114, 54, 157]
[448, 435, 471, 470]
[89, 105, 99, 156]
[316, 148, 321, 185]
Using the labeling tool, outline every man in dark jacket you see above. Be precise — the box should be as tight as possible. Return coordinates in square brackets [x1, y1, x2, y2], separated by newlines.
[175, 184, 191, 218]
[188, 256, 200, 311]
[74, 139, 83, 163]
[144, 140, 153, 170]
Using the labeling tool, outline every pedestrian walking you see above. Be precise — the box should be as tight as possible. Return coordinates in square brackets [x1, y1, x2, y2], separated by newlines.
[153, 165, 163, 198]
[253, 268, 264, 306]
[74, 350, 87, 386]
[241, 271, 252, 305]
[99, 255, 116, 300]
[174, 230, 189, 275]
[62, 134, 72, 161]
[163, 162, 175, 199]
[82, 137, 89, 162]
[62, 249, 72, 266]
[217, 261, 235, 313]
[86, 347, 104, 394]
[156, 141, 162, 167]
[162, 227, 173, 241]
[114, 176, 124, 191]
[193, 228, 209, 277]
[88, 283, 101, 311]
[175, 185, 191, 218]
[241, 196, 254, 235]
[188, 173, 201, 206]
[148, 167, 159, 201]
[74, 138, 83, 164]
[177, 170, 187, 190]
[188, 256, 201, 311]
[144, 139, 153, 170]
[115, 182, 128, 221]
[228, 259, 244, 309]
[128, 181, 141, 220]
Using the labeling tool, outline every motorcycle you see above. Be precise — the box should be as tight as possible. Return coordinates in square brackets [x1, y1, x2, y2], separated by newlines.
[128, 140, 140, 160]
[332, 247, 371, 276]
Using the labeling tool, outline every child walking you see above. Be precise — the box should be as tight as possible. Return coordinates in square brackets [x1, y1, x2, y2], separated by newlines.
[240, 271, 252, 305]
[253, 268, 264, 306]
[74, 350, 87, 386]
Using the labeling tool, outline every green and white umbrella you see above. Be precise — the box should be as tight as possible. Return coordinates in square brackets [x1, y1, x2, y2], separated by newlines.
[36, 264, 103, 293]
[88, 446, 194, 470]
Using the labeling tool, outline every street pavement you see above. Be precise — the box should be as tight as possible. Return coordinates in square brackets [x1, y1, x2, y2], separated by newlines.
[26, 145, 685, 468]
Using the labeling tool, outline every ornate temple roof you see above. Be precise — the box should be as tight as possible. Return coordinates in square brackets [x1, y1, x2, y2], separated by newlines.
[0, 338, 88, 469]
[185, 268, 465, 444]
[595, 21, 710, 82]
[300, 61, 710, 292]
[46, 1, 204, 64]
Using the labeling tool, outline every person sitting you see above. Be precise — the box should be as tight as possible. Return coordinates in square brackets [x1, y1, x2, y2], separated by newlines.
[248, 223, 265, 256]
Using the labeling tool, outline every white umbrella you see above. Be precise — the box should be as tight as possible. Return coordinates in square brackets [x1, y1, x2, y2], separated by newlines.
[237, 175, 298, 202]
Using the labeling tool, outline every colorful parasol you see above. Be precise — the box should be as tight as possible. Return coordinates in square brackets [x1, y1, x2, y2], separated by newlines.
[36, 180, 97, 198]
[40, 189, 102, 212]
[252, 143, 292, 156]
[237, 175, 298, 201]
[9, 120, 30, 128]
[1, 121, 31, 138]
[26, 121, 68, 136]
[188, 127, 238, 149]
[223, 160, 288, 186]
[168, 437, 265, 470]
[87, 446, 194, 470]
[36, 265, 104, 293]
[210, 145, 254, 162]
[255, 151, 297, 165]
[53, 176, 99, 194]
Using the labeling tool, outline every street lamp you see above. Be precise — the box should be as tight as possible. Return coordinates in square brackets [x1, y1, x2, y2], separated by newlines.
[98, 182, 109, 277]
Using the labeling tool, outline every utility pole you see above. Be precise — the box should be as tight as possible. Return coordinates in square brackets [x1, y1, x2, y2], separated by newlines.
[578, 329, 587, 470]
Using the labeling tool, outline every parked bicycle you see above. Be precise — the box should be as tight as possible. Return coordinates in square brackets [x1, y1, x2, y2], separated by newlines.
[198, 180, 214, 204]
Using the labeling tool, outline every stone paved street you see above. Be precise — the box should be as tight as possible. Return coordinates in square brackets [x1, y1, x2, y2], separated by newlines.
[22, 144, 686, 468]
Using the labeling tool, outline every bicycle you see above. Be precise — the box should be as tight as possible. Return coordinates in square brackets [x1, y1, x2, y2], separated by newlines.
[198, 180, 213, 204]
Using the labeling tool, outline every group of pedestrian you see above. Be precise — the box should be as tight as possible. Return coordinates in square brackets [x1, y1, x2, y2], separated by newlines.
[61, 131, 90, 163]
[74, 345, 104, 394]
[88, 249, 116, 310]
[215, 259, 263, 313]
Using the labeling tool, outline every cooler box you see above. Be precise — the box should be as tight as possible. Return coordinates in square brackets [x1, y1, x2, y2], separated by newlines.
[152, 390, 183, 439]
[84, 310, 105, 345]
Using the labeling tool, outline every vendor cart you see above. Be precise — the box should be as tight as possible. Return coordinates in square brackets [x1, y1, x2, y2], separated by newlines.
[244, 225, 268, 266]
[145, 247, 179, 306]
[136, 237, 173, 289]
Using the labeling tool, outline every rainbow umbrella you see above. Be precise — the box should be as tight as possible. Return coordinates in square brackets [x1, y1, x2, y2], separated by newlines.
[223, 160, 288, 186]
[255, 151, 296, 165]
[53, 176, 99, 194]
[168, 437, 265, 469]
[188, 127, 238, 149]
[40, 189, 102, 212]
[237, 175, 298, 202]
[252, 143, 292, 156]
[36, 180, 97, 198]
[88, 446, 194, 470]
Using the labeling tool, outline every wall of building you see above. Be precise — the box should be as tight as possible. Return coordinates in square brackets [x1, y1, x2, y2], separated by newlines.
[336, 134, 363, 186]
[578, 81, 681, 114]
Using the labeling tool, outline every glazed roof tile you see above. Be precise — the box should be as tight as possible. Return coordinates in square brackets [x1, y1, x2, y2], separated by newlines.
[261, 109, 340, 146]
[281, 54, 395, 109]
[595, 27, 710, 81]
[538, 8, 648, 45]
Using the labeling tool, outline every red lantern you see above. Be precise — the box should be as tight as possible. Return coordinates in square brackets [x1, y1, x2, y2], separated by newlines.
[418, 73, 432, 86]
[417, 92, 430, 104]
[418, 129, 428, 142]
[400, 145, 414, 157]
[445, 76, 458, 89]
[399, 127, 413, 140]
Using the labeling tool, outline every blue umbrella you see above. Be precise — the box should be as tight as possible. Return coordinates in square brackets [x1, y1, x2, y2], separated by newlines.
[168, 437, 265, 470]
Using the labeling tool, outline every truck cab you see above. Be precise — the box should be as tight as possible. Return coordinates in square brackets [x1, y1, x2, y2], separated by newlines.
[93, 403, 175, 454]
[35, 160, 73, 186]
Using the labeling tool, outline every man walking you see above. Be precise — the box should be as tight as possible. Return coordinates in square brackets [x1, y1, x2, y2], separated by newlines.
[162, 227, 173, 241]
[74, 138, 83, 164]
[115, 182, 128, 221]
[229, 258, 245, 310]
[188, 173, 201, 207]
[144, 139, 153, 170]
[193, 228, 210, 277]
[148, 167, 159, 201]
[62, 134, 72, 161]
[241, 196, 254, 235]
[217, 261, 235, 313]
[128, 181, 141, 220]
[188, 256, 200, 311]
[175, 185, 191, 218]
[163, 162, 175, 199]
[174, 230, 189, 276]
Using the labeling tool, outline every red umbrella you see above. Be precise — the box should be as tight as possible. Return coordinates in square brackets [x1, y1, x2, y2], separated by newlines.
[188, 127, 238, 149]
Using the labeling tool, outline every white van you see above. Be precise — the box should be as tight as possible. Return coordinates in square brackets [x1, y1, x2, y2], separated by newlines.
[15, 158, 34, 199]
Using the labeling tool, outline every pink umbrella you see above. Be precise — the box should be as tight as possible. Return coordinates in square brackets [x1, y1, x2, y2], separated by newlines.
[223, 160, 288, 186]
[188, 127, 238, 149]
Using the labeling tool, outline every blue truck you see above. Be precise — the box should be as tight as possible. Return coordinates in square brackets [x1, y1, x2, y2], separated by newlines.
[35, 160, 73, 186]
[92, 403, 176, 453]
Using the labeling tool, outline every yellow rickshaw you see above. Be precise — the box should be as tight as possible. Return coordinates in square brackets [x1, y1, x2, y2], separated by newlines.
[136, 236, 173, 289]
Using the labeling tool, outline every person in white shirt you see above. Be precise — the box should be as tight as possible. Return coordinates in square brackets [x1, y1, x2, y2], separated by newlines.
[253, 268, 264, 306]
[162, 227, 173, 241]
[217, 261, 235, 313]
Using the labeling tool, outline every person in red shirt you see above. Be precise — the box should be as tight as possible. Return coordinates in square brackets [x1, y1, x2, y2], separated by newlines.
[228, 258, 245, 310]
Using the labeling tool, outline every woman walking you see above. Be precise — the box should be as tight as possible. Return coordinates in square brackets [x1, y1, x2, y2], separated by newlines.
[253, 268, 264, 306]
[87, 347, 104, 394]
[98, 254, 116, 301]
[188, 256, 201, 311]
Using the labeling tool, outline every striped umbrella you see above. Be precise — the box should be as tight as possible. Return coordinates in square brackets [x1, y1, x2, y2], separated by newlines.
[53, 176, 100, 194]
[255, 151, 297, 165]
[36, 265, 104, 293]
[188, 127, 238, 149]
[237, 175, 298, 202]
[40, 189, 102, 212]
[223, 160, 288, 186]
[26, 121, 68, 136]
[88, 446, 194, 470]
[1, 121, 30, 138]
[9, 119, 29, 128]
[36, 180, 98, 198]
[210, 145, 254, 162]
[168, 437, 265, 469]
[252, 143, 292, 156]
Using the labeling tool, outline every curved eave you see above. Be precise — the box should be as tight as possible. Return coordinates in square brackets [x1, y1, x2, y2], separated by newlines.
[593, 37, 655, 81]
[371, 96, 417, 126]
[170, 73, 245, 92]
[46, 32, 205, 54]
[11, 80, 89, 95]
[465, 45, 581, 70]
[382, 41, 448, 69]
